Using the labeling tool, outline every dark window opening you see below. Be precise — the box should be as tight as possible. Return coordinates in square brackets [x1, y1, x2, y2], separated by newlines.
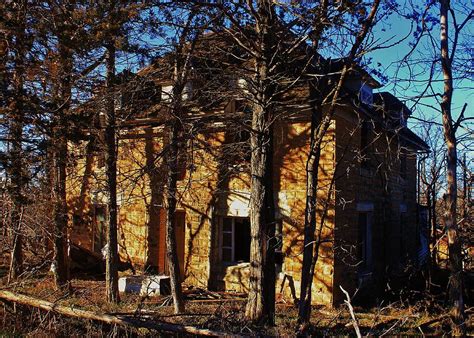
[221, 217, 250, 263]
[358, 212, 373, 272]
[97, 153, 105, 168]
[360, 120, 372, 168]
[93, 205, 107, 253]
[400, 211, 407, 264]
[177, 150, 187, 181]
[400, 154, 407, 179]
[223, 125, 251, 165]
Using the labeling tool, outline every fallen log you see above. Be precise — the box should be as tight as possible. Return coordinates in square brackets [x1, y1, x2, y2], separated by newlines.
[188, 298, 246, 304]
[0, 290, 227, 336]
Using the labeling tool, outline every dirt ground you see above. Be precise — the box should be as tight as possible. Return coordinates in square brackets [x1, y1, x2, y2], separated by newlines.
[0, 266, 472, 336]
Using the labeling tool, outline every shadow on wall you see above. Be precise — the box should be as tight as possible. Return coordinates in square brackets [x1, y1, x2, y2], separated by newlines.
[143, 128, 167, 273]
[180, 131, 248, 288]
[274, 121, 336, 304]
[68, 117, 336, 304]
[175, 120, 337, 303]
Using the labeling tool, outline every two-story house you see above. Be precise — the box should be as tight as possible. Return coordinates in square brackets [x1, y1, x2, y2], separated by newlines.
[66, 43, 428, 306]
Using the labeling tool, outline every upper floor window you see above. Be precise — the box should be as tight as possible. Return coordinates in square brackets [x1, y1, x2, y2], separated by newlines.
[360, 83, 373, 106]
[224, 125, 251, 165]
[360, 120, 372, 168]
[400, 154, 407, 179]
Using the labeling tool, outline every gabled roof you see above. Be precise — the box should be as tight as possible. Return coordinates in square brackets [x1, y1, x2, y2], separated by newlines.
[374, 92, 411, 118]
[327, 58, 382, 89]
[367, 92, 428, 151]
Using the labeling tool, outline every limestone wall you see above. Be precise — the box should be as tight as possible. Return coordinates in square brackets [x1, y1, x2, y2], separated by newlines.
[333, 108, 419, 304]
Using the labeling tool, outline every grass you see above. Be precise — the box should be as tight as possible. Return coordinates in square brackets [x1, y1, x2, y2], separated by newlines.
[0, 271, 472, 336]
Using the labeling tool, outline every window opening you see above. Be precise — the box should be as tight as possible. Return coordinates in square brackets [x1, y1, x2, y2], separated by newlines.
[360, 120, 372, 168]
[358, 211, 373, 272]
[221, 217, 250, 263]
[93, 205, 107, 253]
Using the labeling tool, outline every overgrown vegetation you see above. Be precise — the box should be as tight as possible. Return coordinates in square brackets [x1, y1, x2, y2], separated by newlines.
[0, 0, 472, 335]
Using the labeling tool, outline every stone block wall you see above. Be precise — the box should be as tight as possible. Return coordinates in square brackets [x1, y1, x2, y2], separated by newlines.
[67, 108, 420, 308]
[67, 127, 167, 270]
[332, 108, 419, 304]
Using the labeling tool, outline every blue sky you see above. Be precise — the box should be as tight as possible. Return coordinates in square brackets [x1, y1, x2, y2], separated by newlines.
[367, 2, 473, 153]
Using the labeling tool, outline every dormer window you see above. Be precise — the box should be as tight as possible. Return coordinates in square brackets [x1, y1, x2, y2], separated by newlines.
[160, 82, 193, 103]
[161, 84, 173, 103]
[229, 77, 249, 97]
[182, 81, 193, 101]
[400, 108, 407, 127]
[360, 83, 373, 106]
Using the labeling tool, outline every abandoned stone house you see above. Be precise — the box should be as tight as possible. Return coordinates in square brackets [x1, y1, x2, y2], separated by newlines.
[66, 52, 429, 306]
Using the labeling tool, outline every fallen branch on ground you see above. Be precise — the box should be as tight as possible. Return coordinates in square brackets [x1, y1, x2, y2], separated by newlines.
[0, 290, 227, 336]
[340, 286, 362, 338]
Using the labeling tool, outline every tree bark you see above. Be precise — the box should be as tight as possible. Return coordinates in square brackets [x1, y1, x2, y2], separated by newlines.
[298, 1, 380, 329]
[244, 0, 277, 325]
[52, 136, 69, 289]
[7, 87, 24, 284]
[245, 102, 276, 325]
[162, 10, 201, 313]
[298, 101, 322, 325]
[431, 175, 437, 265]
[0, 290, 227, 336]
[298, 23, 327, 322]
[439, 0, 464, 333]
[51, 30, 74, 291]
[165, 119, 185, 314]
[105, 40, 119, 303]
[6, 0, 27, 284]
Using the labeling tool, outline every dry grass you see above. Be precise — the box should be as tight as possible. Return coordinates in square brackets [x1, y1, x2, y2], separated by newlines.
[0, 271, 472, 336]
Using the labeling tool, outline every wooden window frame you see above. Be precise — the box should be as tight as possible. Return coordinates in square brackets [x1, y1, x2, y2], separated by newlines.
[356, 202, 374, 273]
[219, 216, 250, 264]
[360, 120, 372, 169]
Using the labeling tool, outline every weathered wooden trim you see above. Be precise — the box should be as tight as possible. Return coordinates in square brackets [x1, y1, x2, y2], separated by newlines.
[0, 290, 228, 336]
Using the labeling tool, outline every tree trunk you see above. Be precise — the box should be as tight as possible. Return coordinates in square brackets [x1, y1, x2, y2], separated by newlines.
[7, 106, 24, 283]
[6, 1, 26, 283]
[52, 36, 74, 291]
[8, 192, 23, 284]
[431, 180, 437, 265]
[165, 119, 185, 314]
[105, 41, 119, 303]
[52, 137, 70, 289]
[0, 290, 227, 336]
[439, 0, 464, 333]
[244, 1, 276, 325]
[299, 106, 322, 325]
[298, 1, 380, 329]
[245, 102, 276, 325]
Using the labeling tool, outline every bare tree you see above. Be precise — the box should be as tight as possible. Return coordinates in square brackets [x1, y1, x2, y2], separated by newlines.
[438, 1, 470, 332]
[416, 118, 445, 288]
[104, 28, 120, 303]
[199, 0, 283, 324]
[396, 0, 472, 333]
[1, 0, 29, 283]
[297, 0, 382, 329]
[161, 5, 203, 314]
[98, 0, 151, 303]
[49, 1, 76, 291]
